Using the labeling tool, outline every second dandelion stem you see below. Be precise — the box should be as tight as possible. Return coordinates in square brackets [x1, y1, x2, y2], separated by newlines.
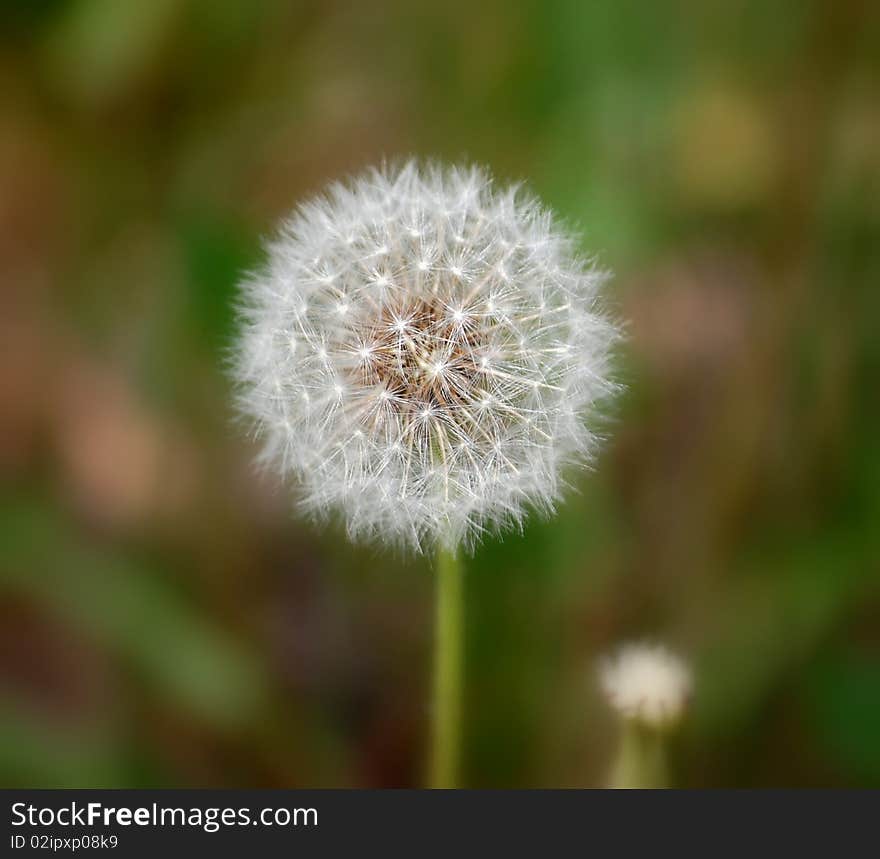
[608, 722, 669, 789]
[430, 547, 463, 788]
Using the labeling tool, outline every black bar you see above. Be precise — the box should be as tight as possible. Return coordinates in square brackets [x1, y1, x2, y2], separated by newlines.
[1, 789, 876, 856]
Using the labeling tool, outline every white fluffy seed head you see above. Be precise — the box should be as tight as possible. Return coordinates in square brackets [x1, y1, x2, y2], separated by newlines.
[599, 643, 692, 730]
[233, 161, 619, 552]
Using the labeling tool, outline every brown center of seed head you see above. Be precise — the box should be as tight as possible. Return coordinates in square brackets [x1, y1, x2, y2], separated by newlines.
[346, 295, 494, 436]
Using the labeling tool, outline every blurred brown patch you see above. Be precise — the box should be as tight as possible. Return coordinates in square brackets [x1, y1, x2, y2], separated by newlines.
[624, 249, 757, 380]
[54, 360, 196, 529]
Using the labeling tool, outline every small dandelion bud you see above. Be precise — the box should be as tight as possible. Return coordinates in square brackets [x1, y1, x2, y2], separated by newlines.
[599, 643, 692, 789]
[599, 643, 692, 730]
[233, 161, 619, 552]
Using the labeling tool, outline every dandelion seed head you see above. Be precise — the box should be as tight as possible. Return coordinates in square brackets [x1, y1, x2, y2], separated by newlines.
[234, 161, 619, 551]
[599, 643, 692, 729]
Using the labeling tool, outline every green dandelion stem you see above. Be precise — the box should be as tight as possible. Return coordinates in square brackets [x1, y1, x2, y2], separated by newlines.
[609, 722, 669, 789]
[430, 547, 464, 788]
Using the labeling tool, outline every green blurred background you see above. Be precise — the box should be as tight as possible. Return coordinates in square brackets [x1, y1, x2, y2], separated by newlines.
[2, 0, 879, 788]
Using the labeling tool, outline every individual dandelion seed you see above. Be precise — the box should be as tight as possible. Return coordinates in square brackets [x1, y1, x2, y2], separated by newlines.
[233, 160, 620, 553]
[599, 643, 692, 731]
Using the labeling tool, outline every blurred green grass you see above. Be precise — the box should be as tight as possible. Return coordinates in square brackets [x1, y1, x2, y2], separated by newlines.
[1, 0, 878, 787]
